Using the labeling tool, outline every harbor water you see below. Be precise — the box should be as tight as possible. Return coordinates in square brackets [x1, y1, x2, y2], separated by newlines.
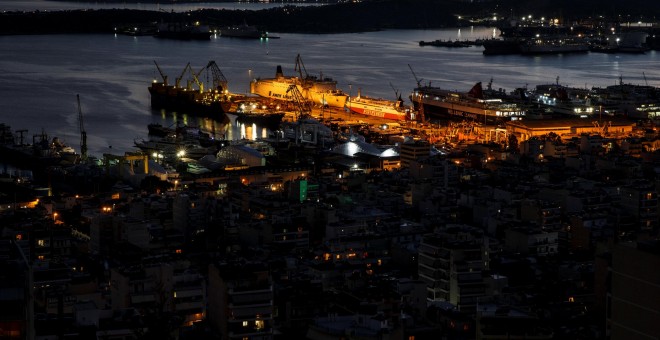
[0, 22, 658, 157]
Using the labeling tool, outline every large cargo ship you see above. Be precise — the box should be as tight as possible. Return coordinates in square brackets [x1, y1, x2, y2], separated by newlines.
[154, 22, 211, 40]
[250, 54, 348, 109]
[519, 37, 589, 55]
[410, 82, 526, 124]
[148, 61, 232, 121]
[219, 23, 267, 39]
[483, 36, 589, 55]
[348, 90, 410, 121]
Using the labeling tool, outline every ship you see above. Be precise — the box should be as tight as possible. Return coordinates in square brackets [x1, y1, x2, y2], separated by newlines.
[0, 124, 80, 168]
[219, 22, 267, 39]
[154, 21, 211, 40]
[148, 60, 232, 121]
[410, 81, 526, 124]
[519, 36, 589, 55]
[482, 38, 523, 55]
[348, 90, 410, 121]
[250, 54, 348, 109]
[531, 82, 596, 118]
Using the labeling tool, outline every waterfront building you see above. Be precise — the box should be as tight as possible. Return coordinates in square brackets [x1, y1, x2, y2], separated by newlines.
[399, 141, 431, 168]
[505, 118, 635, 143]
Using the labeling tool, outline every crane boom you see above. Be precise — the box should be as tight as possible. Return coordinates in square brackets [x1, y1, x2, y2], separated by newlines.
[153, 60, 168, 85]
[408, 64, 423, 88]
[77, 94, 88, 162]
[204, 60, 229, 93]
[286, 84, 311, 122]
[175, 62, 192, 88]
[294, 54, 309, 82]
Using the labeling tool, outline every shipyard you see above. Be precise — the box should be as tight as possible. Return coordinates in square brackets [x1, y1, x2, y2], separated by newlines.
[2, 46, 660, 340]
[2, 1, 660, 339]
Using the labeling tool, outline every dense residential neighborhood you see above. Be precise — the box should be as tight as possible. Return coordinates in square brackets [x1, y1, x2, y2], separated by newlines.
[1, 110, 659, 338]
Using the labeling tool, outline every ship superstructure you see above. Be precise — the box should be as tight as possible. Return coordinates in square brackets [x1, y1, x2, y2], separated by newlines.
[410, 81, 526, 124]
[250, 54, 348, 109]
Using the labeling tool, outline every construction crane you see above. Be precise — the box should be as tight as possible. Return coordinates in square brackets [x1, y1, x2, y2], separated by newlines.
[175, 62, 193, 89]
[76, 94, 88, 162]
[286, 84, 311, 122]
[407, 64, 427, 123]
[191, 65, 206, 93]
[408, 64, 423, 88]
[153, 60, 168, 85]
[294, 54, 309, 82]
[202, 60, 229, 93]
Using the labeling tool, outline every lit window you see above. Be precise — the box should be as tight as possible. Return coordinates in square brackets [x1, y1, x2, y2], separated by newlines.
[37, 239, 45, 247]
[255, 320, 264, 330]
[242, 321, 248, 327]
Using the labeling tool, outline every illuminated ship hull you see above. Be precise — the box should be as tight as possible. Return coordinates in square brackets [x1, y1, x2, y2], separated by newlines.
[250, 66, 348, 108]
[148, 82, 231, 121]
[348, 95, 409, 121]
[410, 82, 526, 124]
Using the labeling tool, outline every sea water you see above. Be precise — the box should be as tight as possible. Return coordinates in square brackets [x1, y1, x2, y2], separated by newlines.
[0, 24, 658, 156]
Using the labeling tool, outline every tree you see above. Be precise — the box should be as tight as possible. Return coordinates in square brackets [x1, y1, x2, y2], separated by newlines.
[507, 133, 520, 154]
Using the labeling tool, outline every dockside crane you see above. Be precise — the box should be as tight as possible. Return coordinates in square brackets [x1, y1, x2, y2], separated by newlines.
[294, 54, 309, 82]
[153, 60, 168, 85]
[202, 60, 229, 93]
[175, 62, 193, 89]
[286, 84, 314, 146]
[408, 64, 423, 88]
[76, 94, 88, 162]
[407, 64, 427, 123]
[286, 84, 311, 122]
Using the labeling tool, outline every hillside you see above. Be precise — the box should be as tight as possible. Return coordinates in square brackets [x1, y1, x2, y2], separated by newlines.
[0, 0, 657, 35]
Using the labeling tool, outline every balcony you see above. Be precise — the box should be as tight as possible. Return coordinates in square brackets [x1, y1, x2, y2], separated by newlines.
[230, 291, 272, 305]
[229, 305, 273, 319]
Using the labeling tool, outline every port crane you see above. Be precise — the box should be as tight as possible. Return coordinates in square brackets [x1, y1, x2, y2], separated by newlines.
[293, 54, 317, 104]
[286, 84, 311, 122]
[407, 64, 427, 123]
[294, 54, 309, 82]
[201, 60, 229, 93]
[76, 94, 88, 162]
[175, 62, 193, 89]
[153, 60, 168, 86]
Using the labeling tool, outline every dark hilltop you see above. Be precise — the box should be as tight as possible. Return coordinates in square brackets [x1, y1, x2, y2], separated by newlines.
[0, 0, 658, 35]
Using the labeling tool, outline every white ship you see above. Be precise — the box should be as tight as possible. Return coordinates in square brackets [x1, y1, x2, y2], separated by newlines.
[250, 54, 348, 108]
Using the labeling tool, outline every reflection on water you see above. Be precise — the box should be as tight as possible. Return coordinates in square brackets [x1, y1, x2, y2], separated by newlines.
[0, 27, 658, 157]
[153, 108, 273, 144]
